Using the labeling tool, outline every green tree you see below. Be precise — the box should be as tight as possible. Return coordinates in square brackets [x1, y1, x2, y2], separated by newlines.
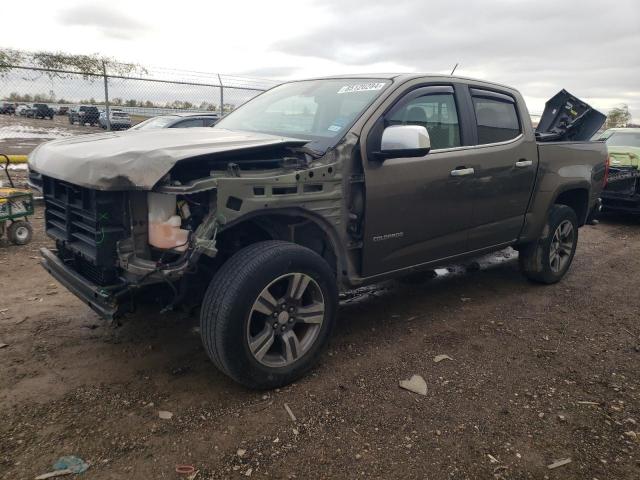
[606, 105, 632, 129]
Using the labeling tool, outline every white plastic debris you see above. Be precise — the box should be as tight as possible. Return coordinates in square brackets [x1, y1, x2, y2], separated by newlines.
[547, 458, 572, 469]
[433, 354, 453, 363]
[399, 375, 427, 396]
[284, 403, 297, 422]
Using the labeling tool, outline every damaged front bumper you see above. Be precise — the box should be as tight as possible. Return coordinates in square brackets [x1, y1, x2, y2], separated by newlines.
[40, 247, 128, 320]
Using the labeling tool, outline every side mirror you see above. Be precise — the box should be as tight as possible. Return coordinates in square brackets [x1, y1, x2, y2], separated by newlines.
[378, 125, 431, 159]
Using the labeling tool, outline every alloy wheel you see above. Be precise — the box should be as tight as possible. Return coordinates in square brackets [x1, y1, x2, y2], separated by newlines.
[246, 273, 325, 368]
[549, 220, 575, 273]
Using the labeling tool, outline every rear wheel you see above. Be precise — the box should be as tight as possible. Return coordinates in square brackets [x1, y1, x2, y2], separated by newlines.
[8, 221, 33, 245]
[519, 204, 578, 284]
[200, 240, 337, 389]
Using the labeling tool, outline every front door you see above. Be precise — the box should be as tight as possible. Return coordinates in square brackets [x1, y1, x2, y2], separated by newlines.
[361, 85, 476, 277]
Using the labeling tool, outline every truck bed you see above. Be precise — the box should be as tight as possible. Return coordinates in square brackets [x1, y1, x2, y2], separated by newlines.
[536, 140, 608, 214]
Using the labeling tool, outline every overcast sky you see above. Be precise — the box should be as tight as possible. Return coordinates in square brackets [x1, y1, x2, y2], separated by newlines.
[3, 0, 639, 118]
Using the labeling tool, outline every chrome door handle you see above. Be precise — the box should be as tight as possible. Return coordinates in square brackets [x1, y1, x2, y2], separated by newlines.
[450, 167, 475, 177]
[515, 160, 532, 168]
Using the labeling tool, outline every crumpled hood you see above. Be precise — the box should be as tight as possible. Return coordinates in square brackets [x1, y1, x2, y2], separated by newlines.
[28, 128, 307, 190]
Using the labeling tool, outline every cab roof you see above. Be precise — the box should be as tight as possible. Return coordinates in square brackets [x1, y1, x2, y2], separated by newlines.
[296, 73, 516, 91]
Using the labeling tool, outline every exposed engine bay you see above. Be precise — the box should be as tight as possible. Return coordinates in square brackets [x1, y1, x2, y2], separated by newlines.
[32, 132, 350, 318]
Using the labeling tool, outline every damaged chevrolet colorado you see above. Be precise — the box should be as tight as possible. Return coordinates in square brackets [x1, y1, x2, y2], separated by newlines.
[28, 75, 607, 389]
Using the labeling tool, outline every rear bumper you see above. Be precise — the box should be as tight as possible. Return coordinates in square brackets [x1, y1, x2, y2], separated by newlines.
[40, 247, 125, 320]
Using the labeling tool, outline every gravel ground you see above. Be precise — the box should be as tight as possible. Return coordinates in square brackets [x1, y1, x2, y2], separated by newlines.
[0, 115, 639, 480]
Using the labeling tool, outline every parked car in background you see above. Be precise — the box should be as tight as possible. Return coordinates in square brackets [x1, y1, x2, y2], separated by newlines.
[0, 102, 15, 114]
[55, 106, 69, 116]
[597, 128, 640, 215]
[130, 112, 219, 130]
[68, 105, 100, 126]
[98, 109, 132, 130]
[26, 103, 54, 119]
[30, 75, 607, 389]
[16, 104, 30, 116]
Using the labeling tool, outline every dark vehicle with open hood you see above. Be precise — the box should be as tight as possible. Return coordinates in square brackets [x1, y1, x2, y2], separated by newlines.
[29, 75, 607, 389]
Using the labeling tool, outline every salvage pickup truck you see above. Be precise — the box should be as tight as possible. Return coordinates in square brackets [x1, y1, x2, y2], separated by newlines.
[28, 75, 607, 389]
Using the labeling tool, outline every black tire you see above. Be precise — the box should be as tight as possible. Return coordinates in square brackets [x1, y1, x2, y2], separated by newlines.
[200, 240, 338, 389]
[8, 221, 33, 245]
[518, 204, 578, 284]
[68, 116, 73, 124]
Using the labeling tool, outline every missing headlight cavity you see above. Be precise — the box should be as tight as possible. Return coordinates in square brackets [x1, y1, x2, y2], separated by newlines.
[272, 186, 298, 195]
[303, 184, 323, 193]
[226, 196, 243, 211]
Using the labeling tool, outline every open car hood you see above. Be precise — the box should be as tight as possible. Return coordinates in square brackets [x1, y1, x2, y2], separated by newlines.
[28, 128, 308, 191]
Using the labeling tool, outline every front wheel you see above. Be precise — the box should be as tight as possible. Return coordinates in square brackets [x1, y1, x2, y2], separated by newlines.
[200, 240, 337, 389]
[518, 204, 578, 284]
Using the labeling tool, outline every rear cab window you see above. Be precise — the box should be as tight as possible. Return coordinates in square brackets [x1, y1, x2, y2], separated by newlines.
[470, 88, 521, 145]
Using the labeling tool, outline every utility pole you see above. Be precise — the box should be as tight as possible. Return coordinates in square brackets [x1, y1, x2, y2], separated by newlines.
[102, 60, 111, 131]
[218, 73, 224, 117]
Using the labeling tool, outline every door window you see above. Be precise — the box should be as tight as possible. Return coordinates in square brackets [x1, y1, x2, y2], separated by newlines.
[387, 93, 461, 150]
[472, 96, 520, 144]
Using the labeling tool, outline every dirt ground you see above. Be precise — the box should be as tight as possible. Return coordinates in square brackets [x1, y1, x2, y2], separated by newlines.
[1, 115, 640, 480]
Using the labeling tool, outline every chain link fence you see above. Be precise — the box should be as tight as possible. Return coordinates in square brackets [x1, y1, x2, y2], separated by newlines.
[0, 64, 278, 130]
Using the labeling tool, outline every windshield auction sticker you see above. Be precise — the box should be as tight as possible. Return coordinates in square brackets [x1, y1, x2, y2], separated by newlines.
[337, 82, 386, 94]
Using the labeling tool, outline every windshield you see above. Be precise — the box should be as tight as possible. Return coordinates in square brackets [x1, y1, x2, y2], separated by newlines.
[602, 131, 640, 148]
[215, 78, 391, 152]
[131, 115, 179, 130]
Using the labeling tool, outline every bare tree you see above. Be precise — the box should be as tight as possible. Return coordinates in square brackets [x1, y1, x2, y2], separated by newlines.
[0, 48, 146, 79]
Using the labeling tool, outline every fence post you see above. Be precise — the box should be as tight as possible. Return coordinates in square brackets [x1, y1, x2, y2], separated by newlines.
[218, 74, 224, 117]
[102, 60, 111, 131]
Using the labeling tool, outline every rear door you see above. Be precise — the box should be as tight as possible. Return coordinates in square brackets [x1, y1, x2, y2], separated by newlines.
[361, 84, 477, 276]
[464, 88, 538, 249]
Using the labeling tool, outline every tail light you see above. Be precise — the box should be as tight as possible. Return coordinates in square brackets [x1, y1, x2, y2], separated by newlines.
[603, 155, 610, 188]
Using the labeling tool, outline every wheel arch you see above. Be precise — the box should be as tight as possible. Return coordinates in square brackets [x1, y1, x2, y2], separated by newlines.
[214, 207, 347, 279]
[551, 184, 590, 226]
[518, 181, 591, 243]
